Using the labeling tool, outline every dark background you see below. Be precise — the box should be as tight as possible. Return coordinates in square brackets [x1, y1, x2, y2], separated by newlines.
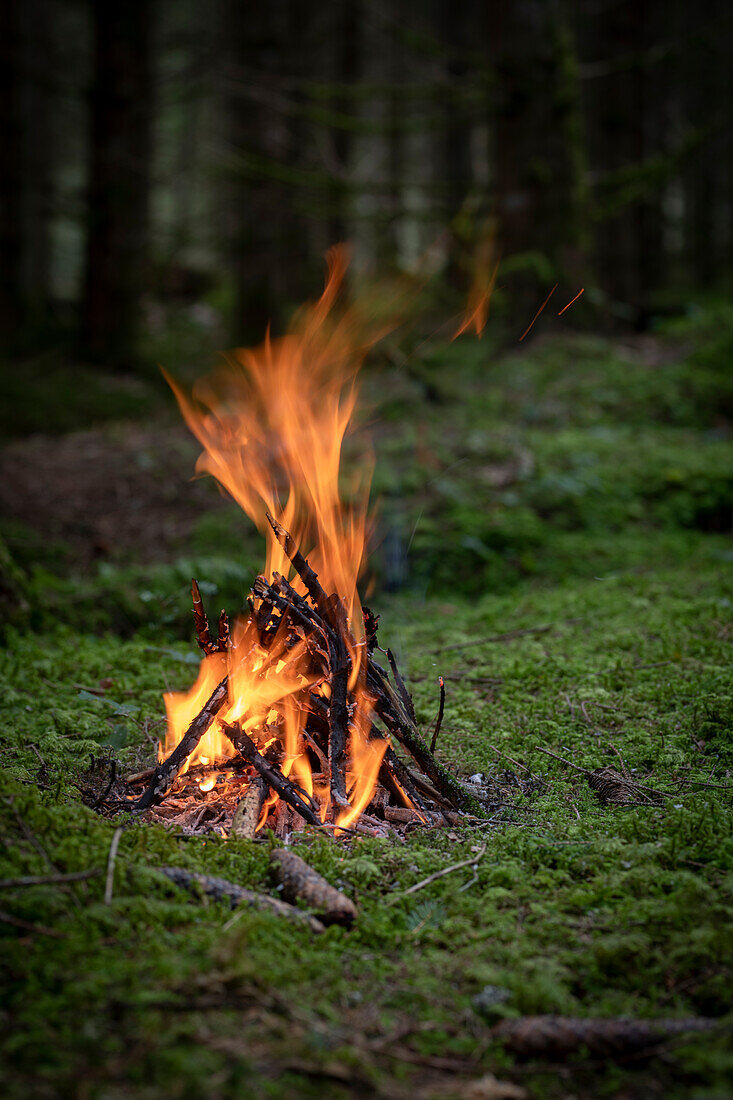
[2, 0, 731, 372]
[1, 0, 732, 629]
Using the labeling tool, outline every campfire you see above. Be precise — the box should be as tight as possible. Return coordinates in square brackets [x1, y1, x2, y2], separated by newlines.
[105, 249, 487, 839]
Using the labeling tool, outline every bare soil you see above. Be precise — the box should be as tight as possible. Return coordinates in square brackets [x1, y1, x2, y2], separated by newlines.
[0, 419, 229, 566]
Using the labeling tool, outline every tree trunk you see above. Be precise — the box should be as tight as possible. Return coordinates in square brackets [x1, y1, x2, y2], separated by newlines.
[81, 0, 153, 366]
[0, 0, 24, 337]
[490, 0, 589, 324]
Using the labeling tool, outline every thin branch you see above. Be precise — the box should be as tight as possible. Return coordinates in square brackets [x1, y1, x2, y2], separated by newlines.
[429, 677, 445, 754]
[395, 844, 487, 899]
[104, 827, 123, 905]
[0, 870, 100, 889]
[0, 910, 66, 938]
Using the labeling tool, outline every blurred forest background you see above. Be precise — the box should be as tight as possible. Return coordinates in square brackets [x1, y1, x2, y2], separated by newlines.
[1, 0, 732, 625]
[2, 0, 732, 372]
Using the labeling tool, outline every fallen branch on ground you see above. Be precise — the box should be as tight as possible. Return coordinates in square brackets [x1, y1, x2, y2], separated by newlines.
[159, 866, 325, 932]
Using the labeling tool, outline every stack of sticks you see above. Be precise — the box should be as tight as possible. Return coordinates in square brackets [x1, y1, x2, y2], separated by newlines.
[120, 514, 488, 838]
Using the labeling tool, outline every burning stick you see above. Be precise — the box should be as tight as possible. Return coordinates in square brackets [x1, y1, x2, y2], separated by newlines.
[265, 512, 334, 622]
[191, 578, 218, 655]
[132, 676, 229, 811]
[217, 609, 231, 650]
[222, 721, 323, 829]
[270, 848, 357, 927]
[159, 867, 325, 933]
[326, 603, 350, 808]
[229, 777, 267, 839]
[379, 747, 431, 817]
[265, 513, 354, 809]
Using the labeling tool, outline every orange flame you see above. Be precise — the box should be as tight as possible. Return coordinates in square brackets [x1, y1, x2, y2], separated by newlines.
[452, 239, 499, 340]
[160, 247, 395, 824]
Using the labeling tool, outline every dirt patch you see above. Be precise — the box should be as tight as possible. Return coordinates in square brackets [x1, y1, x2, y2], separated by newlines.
[0, 419, 229, 566]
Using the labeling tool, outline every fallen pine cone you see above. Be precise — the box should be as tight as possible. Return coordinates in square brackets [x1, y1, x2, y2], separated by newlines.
[270, 848, 357, 927]
[587, 767, 642, 805]
[491, 1015, 719, 1060]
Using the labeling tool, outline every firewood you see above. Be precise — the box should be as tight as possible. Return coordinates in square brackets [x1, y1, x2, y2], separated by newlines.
[158, 867, 325, 932]
[490, 1015, 720, 1060]
[191, 578, 218, 655]
[265, 515, 354, 809]
[387, 647, 417, 726]
[222, 721, 323, 829]
[132, 676, 229, 811]
[367, 660, 484, 816]
[362, 605, 379, 654]
[229, 777, 267, 839]
[327, 603, 350, 808]
[217, 609, 231, 650]
[265, 512, 334, 624]
[269, 848, 357, 926]
[379, 748, 431, 816]
[384, 806, 426, 824]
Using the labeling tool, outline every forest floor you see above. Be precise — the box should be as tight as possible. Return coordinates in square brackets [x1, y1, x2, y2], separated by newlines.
[1, 306, 732, 1098]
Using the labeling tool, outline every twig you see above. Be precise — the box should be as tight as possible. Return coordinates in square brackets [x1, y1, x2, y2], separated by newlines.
[368, 661, 484, 815]
[132, 676, 229, 811]
[104, 827, 123, 905]
[92, 759, 117, 808]
[485, 743, 533, 776]
[222, 722, 324, 830]
[535, 746, 588, 774]
[429, 677, 445, 754]
[191, 578, 218, 655]
[537, 746, 673, 801]
[0, 910, 67, 938]
[433, 618, 583, 654]
[0, 870, 100, 889]
[395, 844, 487, 899]
[387, 648, 417, 726]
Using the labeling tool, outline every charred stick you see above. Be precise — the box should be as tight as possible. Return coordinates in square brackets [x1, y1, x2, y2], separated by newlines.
[158, 867, 324, 933]
[191, 578, 218, 655]
[490, 1015, 720, 1060]
[402, 762, 451, 807]
[217, 610, 231, 650]
[387, 648, 417, 727]
[92, 759, 118, 809]
[270, 848, 357, 927]
[367, 661, 484, 816]
[229, 777, 267, 840]
[265, 512, 333, 623]
[429, 676, 446, 754]
[132, 677, 229, 812]
[222, 722, 323, 830]
[362, 605, 380, 655]
[272, 573, 335, 641]
[327, 601, 351, 808]
[252, 576, 329, 665]
[379, 747, 431, 817]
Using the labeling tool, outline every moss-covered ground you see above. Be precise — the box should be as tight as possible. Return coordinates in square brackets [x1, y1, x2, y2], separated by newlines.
[1, 306, 731, 1097]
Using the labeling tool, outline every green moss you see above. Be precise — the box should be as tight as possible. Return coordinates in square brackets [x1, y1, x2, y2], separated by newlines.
[1, 315, 732, 1096]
